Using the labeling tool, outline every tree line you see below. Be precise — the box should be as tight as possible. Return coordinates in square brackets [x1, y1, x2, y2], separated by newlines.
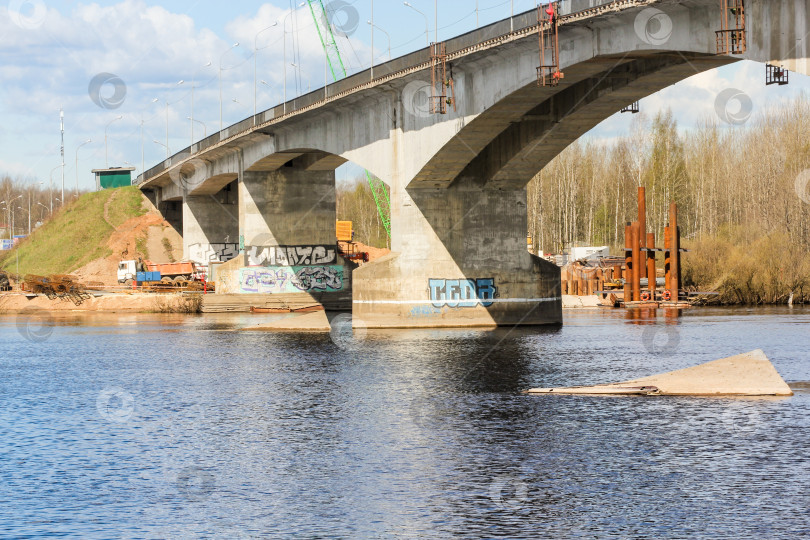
[0, 176, 67, 239]
[526, 95, 810, 303]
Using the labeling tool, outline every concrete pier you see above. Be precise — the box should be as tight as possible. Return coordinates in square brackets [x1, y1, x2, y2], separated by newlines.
[353, 178, 562, 328]
[182, 184, 239, 263]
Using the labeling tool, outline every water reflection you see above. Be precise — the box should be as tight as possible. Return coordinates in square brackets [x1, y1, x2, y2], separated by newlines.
[0, 307, 808, 537]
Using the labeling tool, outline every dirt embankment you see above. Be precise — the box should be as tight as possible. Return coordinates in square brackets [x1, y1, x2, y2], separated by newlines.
[72, 208, 182, 286]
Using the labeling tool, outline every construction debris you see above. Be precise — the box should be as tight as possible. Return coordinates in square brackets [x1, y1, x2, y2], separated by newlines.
[23, 274, 92, 305]
[527, 350, 793, 397]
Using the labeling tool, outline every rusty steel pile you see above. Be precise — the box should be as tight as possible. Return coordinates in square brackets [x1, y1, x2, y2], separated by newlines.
[23, 274, 93, 306]
[622, 187, 688, 308]
[561, 187, 692, 309]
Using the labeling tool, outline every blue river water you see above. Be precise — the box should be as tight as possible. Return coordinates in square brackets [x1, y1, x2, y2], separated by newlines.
[1, 306, 808, 538]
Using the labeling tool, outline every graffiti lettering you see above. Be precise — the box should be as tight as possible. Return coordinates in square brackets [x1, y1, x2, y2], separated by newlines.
[239, 266, 344, 294]
[247, 244, 337, 266]
[429, 278, 497, 308]
[189, 243, 239, 264]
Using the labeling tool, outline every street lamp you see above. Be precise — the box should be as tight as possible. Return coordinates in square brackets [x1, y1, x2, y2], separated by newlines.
[219, 42, 240, 132]
[49, 164, 61, 213]
[254, 22, 279, 120]
[166, 80, 184, 158]
[153, 140, 169, 158]
[27, 185, 41, 235]
[37, 202, 48, 225]
[1, 195, 21, 238]
[290, 63, 311, 93]
[404, 2, 429, 47]
[104, 115, 123, 168]
[75, 139, 92, 199]
[187, 117, 207, 140]
[283, 2, 307, 114]
[367, 20, 391, 62]
[190, 61, 212, 145]
[140, 98, 159, 176]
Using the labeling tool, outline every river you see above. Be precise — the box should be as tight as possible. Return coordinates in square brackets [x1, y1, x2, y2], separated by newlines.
[1, 306, 808, 538]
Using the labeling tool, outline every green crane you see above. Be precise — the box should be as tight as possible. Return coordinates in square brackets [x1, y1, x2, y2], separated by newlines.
[306, 0, 391, 239]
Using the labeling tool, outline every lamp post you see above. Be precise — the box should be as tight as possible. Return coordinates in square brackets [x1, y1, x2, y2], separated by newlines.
[60, 108, 65, 212]
[49, 165, 60, 213]
[140, 98, 159, 175]
[187, 117, 207, 139]
[104, 115, 123, 168]
[1, 196, 21, 239]
[254, 22, 279, 120]
[371, 0, 374, 79]
[289, 63, 311, 93]
[165, 80, 184, 158]
[37, 202, 48, 224]
[153, 140, 169, 159]
[404, 2, 429, 47]
[219, 43, 240, 132]
[511, 0, 514, 31]
[75, 139, 91, 199]
[190, 61, 212, 145]
[367, 20, 391, 61]
[27, 187, 40, 235]
[283, 3, 306, 114]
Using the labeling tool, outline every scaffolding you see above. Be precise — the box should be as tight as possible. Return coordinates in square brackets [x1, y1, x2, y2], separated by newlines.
[537, 2, 564, 86]
[430, 42, 451, 114]
[716, 0, 746, 55]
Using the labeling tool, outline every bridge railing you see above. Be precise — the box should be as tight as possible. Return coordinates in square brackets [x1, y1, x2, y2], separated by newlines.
[138, 1, 623, 185]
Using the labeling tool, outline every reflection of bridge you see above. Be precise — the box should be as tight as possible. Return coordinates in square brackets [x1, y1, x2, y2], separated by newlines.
[136, 0, 810, 328]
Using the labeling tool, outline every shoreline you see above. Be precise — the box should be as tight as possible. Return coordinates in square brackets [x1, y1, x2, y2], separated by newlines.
[0, 292, 201, 313]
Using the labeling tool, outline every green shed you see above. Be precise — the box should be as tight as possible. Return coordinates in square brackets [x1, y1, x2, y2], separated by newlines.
[92, 167, 136, 190]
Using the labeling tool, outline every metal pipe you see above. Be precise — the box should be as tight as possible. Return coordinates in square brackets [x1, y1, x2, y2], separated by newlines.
[624, 222, 632, 303]
[647, 232, 656, 300]
[631, 221, 641, 302]
[637, 186, 646, 279]
[664, 225, 671, 293]
[669, 203, 680, 301]
[675, 227, 683, 300]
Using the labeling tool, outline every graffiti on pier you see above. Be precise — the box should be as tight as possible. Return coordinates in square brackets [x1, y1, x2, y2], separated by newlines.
[239, 265, 344, 294]
[429, 278, 497, 308]
[247, 245, 337, 266]
[189, 243, 239, 264]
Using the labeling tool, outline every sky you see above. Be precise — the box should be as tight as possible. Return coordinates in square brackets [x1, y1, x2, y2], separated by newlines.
[1, 0, 810, 194]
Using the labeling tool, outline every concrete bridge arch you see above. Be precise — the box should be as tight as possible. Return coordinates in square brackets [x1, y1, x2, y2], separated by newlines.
[136, 0, 810, 327]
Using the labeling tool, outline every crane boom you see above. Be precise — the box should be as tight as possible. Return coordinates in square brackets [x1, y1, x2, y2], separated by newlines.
[306, 0, 391, 239]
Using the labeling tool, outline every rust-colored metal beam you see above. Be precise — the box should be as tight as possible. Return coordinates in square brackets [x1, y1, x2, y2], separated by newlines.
[637, 186, 646, 279]
[664, 225, 671, 293]
[624, 222, 632, 303]
[631, 221, 641, 302]
[647, 232, 656, 299]
[669, 203, 680, 300]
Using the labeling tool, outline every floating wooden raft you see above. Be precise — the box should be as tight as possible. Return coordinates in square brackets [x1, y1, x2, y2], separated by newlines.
[527, 350, 793, 397]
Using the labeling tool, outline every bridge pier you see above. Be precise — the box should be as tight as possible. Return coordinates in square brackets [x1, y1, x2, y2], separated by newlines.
[353, 177, 562, 328]
[182, 184, 239, 264]
[210, 160, 351, 300]
[240, 158, 336, 248]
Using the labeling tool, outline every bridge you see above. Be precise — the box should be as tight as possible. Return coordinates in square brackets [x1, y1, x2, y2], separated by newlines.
[136, 0, 810, 328]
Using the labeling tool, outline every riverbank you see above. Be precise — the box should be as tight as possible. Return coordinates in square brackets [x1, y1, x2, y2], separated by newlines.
[0, 292, 202, 313]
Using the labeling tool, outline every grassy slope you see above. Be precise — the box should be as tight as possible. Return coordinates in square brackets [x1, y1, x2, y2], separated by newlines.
[0, 186, 147, 276]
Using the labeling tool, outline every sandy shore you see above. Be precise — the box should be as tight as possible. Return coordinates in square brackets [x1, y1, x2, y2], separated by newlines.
[0, 292, 199, 313]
